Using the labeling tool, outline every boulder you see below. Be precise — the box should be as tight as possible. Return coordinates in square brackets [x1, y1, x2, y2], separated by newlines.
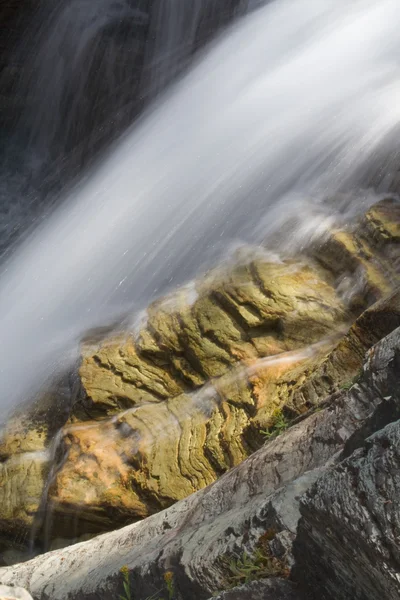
[47, 343, 333, 535]
[0, 201, 398, 553]
[43, 253, 350, 537]
[293, 327, 400, 600]
[311, 197, 400, 311]
[208, 579, 300, 600]
[1, 326, 399, 599]
[0, 585, 32, 600]
[78, 258, 346, 415]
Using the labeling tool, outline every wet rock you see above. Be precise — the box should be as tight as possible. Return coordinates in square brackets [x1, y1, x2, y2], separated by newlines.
[78, 258, 346, 414]
[291, 286, 400, 410]
[49, 343, 340, 535]
[43, 252, 348, 535]
[311, 198, 400, 311]
[0, 202, 398, 552]
[0, 451, 49, 538]
[1, 324, 398, 598]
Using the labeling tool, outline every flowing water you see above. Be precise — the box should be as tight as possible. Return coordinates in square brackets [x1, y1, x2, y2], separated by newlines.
[0, 0, 257, 253]
[1, 0, 400, 417]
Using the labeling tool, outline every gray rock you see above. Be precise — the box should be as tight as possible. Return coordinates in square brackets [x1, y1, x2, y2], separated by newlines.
[293, 328, 400, 600]
[208, 578, 300, 600]
[0, 361, 388, 599]
[0, 585, 33, 599]
[1, 327, 399, 600]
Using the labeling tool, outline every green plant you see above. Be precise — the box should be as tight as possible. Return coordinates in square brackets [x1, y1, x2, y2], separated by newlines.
[339, 367, 363, 391]
[119, 566, 131, 600]
[225, 549, 268, 585]
[339, 380, 353, 391]
[163, 571, 175, 600]
[220, 530, 289, 590]
[260, 410, 289, 441]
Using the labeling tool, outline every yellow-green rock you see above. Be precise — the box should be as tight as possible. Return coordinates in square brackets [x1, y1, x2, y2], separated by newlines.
[1, 199, 399, 544]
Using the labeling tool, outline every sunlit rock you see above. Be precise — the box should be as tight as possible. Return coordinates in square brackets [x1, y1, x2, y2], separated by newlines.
[0, 200, 398, 551]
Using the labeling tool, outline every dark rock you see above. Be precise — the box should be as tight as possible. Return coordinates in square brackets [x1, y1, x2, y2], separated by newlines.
[293, 327, 400, 600]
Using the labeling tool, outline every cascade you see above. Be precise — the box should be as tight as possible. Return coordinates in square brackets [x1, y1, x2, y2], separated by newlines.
[0, 0, 400, 417]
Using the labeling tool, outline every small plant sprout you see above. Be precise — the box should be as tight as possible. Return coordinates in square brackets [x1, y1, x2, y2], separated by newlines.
[164, 571, 175, 599]
[221, 530, 289, 590]
[119, 566, 131, 600]
[261, 409, 289, 441]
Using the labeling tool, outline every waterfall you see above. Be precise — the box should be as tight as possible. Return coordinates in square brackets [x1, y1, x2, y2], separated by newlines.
[10, 0, 257, 175]
[0, 0, 400, 416]
[0, 0, 258, 255]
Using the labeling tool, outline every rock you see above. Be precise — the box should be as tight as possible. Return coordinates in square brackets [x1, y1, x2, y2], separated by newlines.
[208, 578, 300, 600]
[1, 326, 398, 598]
[78, 258, 346, 415]
[0, 377, 77, 547]
[47, 343, 335, 535]
[43, 252, 349, 536]
[311, 198, 400, 311]
[290, 286, 400, 410]
[292, 327, 400, 600]
[0, 253, 346, 545]
[0, 202, 398, 553]
[0, 585, 33, 600]
[0, 451, 49, 537]
[0, 415, 49, 460]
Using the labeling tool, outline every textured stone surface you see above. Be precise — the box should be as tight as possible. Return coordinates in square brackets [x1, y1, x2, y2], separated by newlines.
[0, 451, 48, 535]
[0, 252, 348, 543]
[2, 326, 398, 598]
[311, 198, 400, 311]
[0, 584, 33, 600]
[208, 579, 300, 600]
[0, 201, 398, 552]
[78, 258, 346, 414]
[291, 286, 400, 410]
[293, 326, 400, 600]
[48, 344, 333, 534]
[42, 253, 350, 535]
[0, 585, 33, 600]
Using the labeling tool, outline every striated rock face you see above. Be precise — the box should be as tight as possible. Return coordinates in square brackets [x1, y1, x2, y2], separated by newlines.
[45, 256, 349, 535]
[293, 327, 400, 600]
[78, 258, 345, 411]
[311, 198, 400, 310]
[1, 325, 399, 599]
[0, 200, 399, 551]
[208, 579, 300, 600]
[291, 286, 400, 410]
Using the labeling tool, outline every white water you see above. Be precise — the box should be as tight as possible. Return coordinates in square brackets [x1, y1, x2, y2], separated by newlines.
[1, 0, 400, 415]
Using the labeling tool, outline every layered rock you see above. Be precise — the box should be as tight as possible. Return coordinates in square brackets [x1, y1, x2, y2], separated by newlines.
[293, 326, 400, 600]
[1, 324, 399, 599]
[290, 286, 400, 410]
[49, 258, 347, 535]
[0, 199, 398, 555]
[78, 258, 346, 413]
[311, 197, 400, 310]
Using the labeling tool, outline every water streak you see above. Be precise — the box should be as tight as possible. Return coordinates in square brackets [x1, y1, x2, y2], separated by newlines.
[1, 0, 400, 415]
